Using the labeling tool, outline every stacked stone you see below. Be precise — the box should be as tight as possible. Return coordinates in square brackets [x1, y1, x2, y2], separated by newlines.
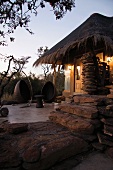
[49, 94, 113, 154]
[49, 95, 109, 144]
[81, 54, 97, 94]
[98, 104, 113, 149]
[55, 95, 65, 103]
[107, 85, 113, 99]
[73, 95, 113, 151]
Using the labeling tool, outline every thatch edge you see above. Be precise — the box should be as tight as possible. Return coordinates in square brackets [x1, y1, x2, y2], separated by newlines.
[33, 34, 113, 66]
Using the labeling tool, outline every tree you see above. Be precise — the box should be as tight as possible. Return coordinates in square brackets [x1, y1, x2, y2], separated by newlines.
[35, 46, 52, 81]
[0, 55, 30, 104]
[0, 0, 75, 105]
[27, 72, 45, 96]
[3, 71, 45, 99]
[0, 0, 75, 44]
[34, 46, 65, 87]
[45, 71, 65, 95]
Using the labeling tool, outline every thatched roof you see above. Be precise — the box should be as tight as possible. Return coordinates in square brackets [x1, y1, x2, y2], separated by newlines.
[33, 13, 113, 67]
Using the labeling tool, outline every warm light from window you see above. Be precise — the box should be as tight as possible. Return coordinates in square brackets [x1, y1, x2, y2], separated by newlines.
[68, 65, 72, 70]
[107, 57, 112, 64]
[77, 66, 80, 75]
[77, 65, 80, 80]
[77, 66, 80, 71]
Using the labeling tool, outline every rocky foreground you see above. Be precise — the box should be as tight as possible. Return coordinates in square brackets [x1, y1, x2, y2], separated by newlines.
[1, 94, 113, 170]
[0, 121, 90, 170]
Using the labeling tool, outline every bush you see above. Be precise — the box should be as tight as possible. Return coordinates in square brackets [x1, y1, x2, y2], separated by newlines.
[3, 71, 65, 100]
[1, 93, 14, 101]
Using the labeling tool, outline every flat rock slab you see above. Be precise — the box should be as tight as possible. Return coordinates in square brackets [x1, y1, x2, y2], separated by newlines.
[49, 111, 95, 135]
[97, 133, 113, 147]
[101, 110, 113, 117]
[0, 121, 89, 170]
[104, 124, 113, 136]
[101, 118, 113, 126]
[106, 147, 113, 160]
[72, 152, 113, 170]
[59, 103, 98, 119]
[73, 95, 108, 104]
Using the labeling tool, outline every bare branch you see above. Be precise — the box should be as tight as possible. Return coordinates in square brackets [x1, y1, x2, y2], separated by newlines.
[0, 55, 31, 100]
[0, 0, 75, 44]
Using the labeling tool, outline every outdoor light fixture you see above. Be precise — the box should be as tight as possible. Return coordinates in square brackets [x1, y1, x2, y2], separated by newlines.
[107, 56, 112, 64]
[68, 65, 72, 70]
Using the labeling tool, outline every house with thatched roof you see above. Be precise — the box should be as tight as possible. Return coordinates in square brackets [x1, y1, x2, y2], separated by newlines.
[33, 13, 113, 97]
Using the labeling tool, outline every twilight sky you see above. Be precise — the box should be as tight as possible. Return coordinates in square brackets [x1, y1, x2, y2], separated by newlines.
[0, 0, 113, 76]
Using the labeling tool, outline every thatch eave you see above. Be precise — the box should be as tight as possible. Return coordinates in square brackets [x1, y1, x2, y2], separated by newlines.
[33, 13, 113, 67]
[33, 34, 113, 66]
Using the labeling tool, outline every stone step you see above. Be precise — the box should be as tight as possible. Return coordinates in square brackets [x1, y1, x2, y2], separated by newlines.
[72, 133, 97, 142]
[49, 111, 96, 135]
[107, 94, 113, 99]
[73, 95, 110, 105]
[104, 125, 113, 136]
[59, 103, 98, 119]
[100, 109, 113, 118]
[51, 110, 102, 129]
[106, 147, 113, 160]
[106, 105, 113, 110]
[97, 133, 113, 147]
[92, 142, 106, 151]
[101, 118, 113, 126]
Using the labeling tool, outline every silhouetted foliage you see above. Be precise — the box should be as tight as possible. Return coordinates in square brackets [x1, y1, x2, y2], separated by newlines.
[4, 70, 64, 99]
[4, 72, 45, 99]
[0, 0, 75, 45]
[34, 46, 53, 81]
[0, 55, 30, 102]
[27, 73, 45, 97]
[34, 46, 65, 94]
[0, 0, 73, 100]
[44, 71, 65, 95]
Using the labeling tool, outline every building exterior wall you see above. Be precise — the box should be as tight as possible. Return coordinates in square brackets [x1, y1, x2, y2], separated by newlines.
[63, 53, 113, 98]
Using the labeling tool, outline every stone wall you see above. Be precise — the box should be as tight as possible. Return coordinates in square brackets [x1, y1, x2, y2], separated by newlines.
[50, 94, 113, 157]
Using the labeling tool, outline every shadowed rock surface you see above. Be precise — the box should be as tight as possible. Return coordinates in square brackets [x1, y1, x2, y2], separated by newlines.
[1, 95, 113, 169]
[0, 121, 90, 170]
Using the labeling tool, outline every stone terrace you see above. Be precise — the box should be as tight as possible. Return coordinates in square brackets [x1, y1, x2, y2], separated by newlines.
[1, 95, 113, 169]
